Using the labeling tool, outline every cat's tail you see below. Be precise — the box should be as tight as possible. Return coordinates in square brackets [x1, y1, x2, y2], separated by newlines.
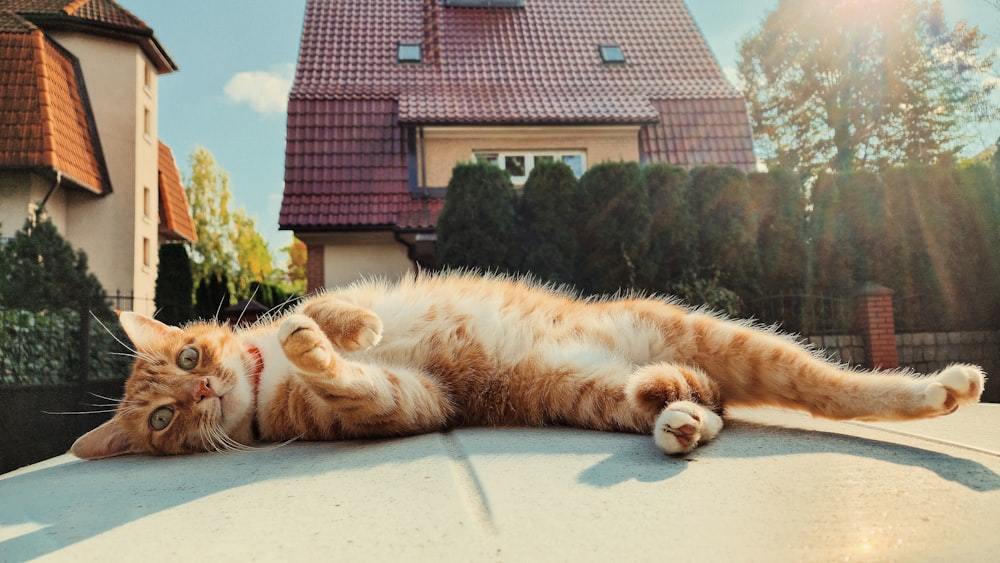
[675, 312, 985, 421]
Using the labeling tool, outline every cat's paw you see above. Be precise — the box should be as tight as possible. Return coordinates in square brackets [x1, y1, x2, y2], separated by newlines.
[278, 314, 336, 373]
[653, 401, 723, 455]
[923, 364, 986, 415]
[338, 312, 382, 352]
[300, 300, 383, 352]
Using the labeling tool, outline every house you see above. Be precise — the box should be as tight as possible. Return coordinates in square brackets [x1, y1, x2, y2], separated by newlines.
[0, 0, 195, 316]
[281, 0, 756, 291]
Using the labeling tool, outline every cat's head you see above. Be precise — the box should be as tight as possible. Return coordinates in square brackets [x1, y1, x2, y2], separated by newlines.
[70, 312, 258, 459]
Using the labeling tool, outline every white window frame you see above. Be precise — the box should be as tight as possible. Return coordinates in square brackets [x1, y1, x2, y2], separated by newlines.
[474, 151, 587, 185]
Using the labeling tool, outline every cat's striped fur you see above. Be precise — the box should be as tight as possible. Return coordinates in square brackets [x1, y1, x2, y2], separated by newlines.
[71, 272, 985, 459]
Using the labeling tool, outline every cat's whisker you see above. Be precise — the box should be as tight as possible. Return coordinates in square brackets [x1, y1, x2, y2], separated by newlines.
[43, 409, 120, 415]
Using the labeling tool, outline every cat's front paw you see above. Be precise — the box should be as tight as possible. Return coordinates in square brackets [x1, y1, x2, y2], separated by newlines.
[923, 364, 986, 415]
[654, 401, 723, 455]
[279, 314, 337, 373]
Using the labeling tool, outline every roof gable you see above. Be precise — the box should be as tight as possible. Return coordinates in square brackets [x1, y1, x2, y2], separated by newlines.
[0, 25, 110, 195]
[157, 141, 197, 244]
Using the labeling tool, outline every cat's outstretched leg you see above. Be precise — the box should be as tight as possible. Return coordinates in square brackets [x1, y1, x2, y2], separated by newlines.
[625, 362, 724, 455]
[276, 314, 451, 436]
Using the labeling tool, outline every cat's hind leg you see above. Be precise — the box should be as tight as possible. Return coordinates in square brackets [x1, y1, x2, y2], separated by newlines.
[626, 363, 724, 455]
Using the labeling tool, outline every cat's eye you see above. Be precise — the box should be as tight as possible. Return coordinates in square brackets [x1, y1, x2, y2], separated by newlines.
[177, 347, 199, 370]
[149, 406, 174, 431]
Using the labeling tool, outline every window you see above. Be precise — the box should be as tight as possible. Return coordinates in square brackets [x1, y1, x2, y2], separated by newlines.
[142, 237, 150, 267]
[143, 62, 152, 91]
[397, 43, 422, 63]
[143, 107, 151, 137]
[475, 151, 587, 185]
[599, 44, 626, 64]
[143, 187, 150, 219]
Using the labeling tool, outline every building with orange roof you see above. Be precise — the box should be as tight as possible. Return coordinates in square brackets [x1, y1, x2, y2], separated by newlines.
[0, 0, 194, 315]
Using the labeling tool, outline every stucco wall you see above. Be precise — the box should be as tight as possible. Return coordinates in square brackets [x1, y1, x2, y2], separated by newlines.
[299, 231, 416, 289]
[49, 32, 159, 315]
[420, 125, 641, 188]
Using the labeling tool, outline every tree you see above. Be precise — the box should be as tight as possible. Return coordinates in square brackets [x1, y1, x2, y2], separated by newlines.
[184, 146, 276, 304]
[281, 237, 308, 295]
[155, 243, 195, 325]
[575, 162, 649, 294]
[517, 161, 580, 285]
[0, 214, 110, 316]
[748, 168, 808, 297]
[436, 162, 519, 272]
[739, 0, 997, 174]
[638, 164, 694, 295]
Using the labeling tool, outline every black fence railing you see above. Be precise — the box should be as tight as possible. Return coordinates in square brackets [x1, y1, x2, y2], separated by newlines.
[743, 294, 853, 336]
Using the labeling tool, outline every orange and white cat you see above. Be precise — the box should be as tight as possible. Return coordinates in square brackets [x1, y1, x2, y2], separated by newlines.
[71, 272, 985, 459]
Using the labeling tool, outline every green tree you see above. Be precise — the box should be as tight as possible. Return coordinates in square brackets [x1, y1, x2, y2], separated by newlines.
[575, 162, 649, 294]
[739, 0, 997, 174]
[748, 168, 808, 297]
[685, 166, 759, 302]
[184, 147, 276, 304]
[155, 243, 195, 325]
[0, 214, 110, 316]
[517, 161, 580, 285]
[436, 162, 519, 272]
[638, 164, 694, 295]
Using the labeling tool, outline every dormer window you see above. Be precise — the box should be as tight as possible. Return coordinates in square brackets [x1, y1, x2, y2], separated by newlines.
[599, 44, 626, 64]
[397, 43, 422, 63]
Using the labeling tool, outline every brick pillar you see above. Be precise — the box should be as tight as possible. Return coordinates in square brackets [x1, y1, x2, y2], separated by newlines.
[306, 245, 325, 294]
[854, 283, 898, 370]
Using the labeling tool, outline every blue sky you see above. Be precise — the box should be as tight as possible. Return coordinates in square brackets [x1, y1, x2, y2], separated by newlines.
[124, 0, 1000, 263]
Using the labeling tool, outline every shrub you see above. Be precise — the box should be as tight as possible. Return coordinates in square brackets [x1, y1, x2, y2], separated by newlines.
[436, 161, 519, 272]
[517, 161, 580, 285]
[155, 243, 195, 326]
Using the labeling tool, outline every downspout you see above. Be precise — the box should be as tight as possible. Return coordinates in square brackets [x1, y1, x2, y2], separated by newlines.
[36, 170, 62, 220]
[419, 126, 427, 196]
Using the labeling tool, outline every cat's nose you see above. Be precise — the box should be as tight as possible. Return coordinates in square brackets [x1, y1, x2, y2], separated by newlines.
[193, 378, 216, 402]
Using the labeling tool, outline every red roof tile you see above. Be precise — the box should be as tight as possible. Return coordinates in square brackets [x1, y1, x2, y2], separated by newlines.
[282, 0, 756, 230]
[157, 141, 197, 243]
[0, 22, 109, 195]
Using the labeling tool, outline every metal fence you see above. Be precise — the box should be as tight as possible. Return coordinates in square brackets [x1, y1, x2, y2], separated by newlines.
[743, 294, 854, 335]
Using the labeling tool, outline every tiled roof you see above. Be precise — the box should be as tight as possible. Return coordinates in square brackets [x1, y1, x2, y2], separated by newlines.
[282, 0, 756, 230]
[157, 141, 197, 243]
[0, 21, 109, 195]
[4, 0, 177, 72]
[641, 98, 758, 172]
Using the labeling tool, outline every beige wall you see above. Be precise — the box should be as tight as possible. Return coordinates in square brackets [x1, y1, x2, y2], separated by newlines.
[0, 172, 70, 237]
[298, 231, 415, 289]
[49, 32, 160, 315]
[419, 125, 641, 188]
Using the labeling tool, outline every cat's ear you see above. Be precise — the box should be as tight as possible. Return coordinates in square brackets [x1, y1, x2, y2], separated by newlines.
[118, 311, 181, 349]
[70, 418, 138, 459]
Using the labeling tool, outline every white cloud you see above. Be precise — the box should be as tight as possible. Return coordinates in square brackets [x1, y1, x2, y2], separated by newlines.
[224, 65, 293, 114]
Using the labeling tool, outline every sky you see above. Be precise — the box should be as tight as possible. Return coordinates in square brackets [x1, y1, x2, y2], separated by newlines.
[124, 0, 1000, 264]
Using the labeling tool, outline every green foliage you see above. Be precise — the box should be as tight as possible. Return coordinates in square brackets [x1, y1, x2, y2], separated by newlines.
[517, 161, 580, 285]
[739, 0, 997, 175]
[0, 308, 131, 385]
[748, 168, 808, 296]
[0, 215, 110, 316]
[194, 273, 231, 321]
[575, 162, 649, 294]
[686, 166, 760, 301]
[436, 161, 519, 272]
[155, 243, 195, 326]
[185, 147, 275, 304]
[638, 164, 694, 294]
